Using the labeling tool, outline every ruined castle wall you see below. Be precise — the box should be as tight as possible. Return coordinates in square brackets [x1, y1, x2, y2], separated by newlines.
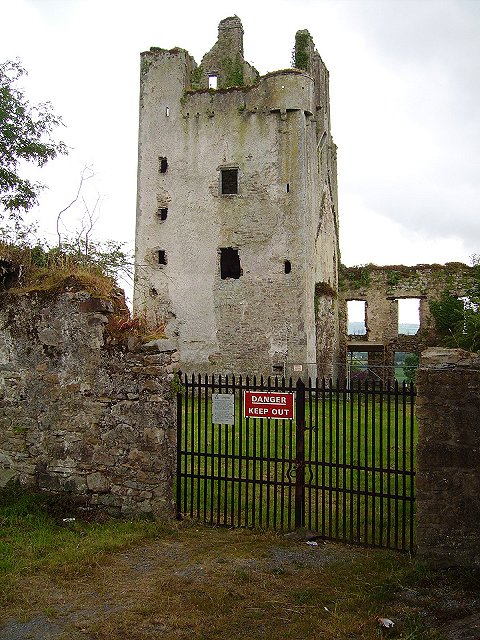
[338, 263, 473, 372]
[0, 291, 178, 518]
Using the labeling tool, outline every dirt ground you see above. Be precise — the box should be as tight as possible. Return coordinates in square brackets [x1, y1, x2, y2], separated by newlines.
[1, 525, 479, 640]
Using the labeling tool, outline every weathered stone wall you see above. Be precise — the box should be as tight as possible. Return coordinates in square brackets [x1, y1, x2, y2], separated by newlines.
[0, 290, 178, 518]
[416, 348, 480, 567]
[338, 263, 474, 376]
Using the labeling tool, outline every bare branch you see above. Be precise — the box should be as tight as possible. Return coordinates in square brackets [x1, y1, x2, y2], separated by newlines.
[56, 165, 94, 248]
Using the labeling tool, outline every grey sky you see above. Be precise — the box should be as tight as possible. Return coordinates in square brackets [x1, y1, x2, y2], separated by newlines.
[1, 0, 479, 295]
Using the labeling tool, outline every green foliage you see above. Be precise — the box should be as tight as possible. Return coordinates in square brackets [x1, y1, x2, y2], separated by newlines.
[403, 353, 419, 385]
[170, 373, 185, 398]
[340, 264, 372, 290]
[387, 270, 401, 287]
[191, 65, 204, 90]
[0, 60, 67, 218]
[293, 30, 311, 71]
[430, 258, 480, 353]
[222, 54, 244, 88]
[140, 56, 152, 76]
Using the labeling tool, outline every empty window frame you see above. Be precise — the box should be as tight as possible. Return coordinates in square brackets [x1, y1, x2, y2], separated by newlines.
[221, 168, 239, 195]
[159, 156, 168, 173]
[347, 300, 366, 335]
[284, 260, 291, 274]
[397, 298, 420, 335]
[208, 75, 218, 89]
[220, 247, 241, 279]
[158, 250, 167, 265]
[157, 208, 168, 221]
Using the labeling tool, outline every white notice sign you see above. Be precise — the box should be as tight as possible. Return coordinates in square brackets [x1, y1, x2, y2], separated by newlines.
[212, 393, 235, 425]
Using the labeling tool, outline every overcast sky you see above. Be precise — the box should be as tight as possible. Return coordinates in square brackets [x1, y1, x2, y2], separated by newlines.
[1, 0, 479, 302]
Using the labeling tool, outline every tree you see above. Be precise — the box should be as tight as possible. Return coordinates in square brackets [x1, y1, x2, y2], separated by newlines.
[430, 257, 480, 353]
[0, 59, 67, 219]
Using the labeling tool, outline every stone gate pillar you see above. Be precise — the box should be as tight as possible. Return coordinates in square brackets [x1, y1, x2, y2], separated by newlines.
[416, 348, 480, 567]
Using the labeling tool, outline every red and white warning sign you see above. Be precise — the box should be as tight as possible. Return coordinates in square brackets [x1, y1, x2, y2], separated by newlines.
[243, 391, 294, 420]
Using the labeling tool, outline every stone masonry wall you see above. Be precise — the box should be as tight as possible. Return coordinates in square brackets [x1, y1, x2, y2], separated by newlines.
[416, 348, 480, 567]
[0, 289, 179, 519]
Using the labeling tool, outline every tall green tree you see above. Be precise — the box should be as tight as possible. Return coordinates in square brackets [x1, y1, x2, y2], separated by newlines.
[0, 59, 67, 219]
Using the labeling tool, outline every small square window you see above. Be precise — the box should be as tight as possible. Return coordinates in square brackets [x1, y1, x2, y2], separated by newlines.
[208, 75, 218, 89]
[158, 250, 167, 265]
[221, 168, 238, 195]
[158, 208, 168, 221]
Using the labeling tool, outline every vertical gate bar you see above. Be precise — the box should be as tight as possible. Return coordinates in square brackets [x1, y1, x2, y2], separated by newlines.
[176, 384, 183, 520]
[295, 378, 306, 529]
[314, 378, 320, 534]
[328, 378, 333, 539]
[196, 373, 202, 519]
[379, 380, 384, 548]
[349, 378, 354, 544]
[335, 377, 340, 539]
[258, 377, 265, 528]
[230, 375, 236, 527]
[208, 373, 217, 524]
[251, 375, 258, 527]
[286, 378, 293, 529]
[364, 380, 369, 545]
[245, 376, 251, 528]
[306, 378, 313, 530]
[394, 379, 400, 549]
[342, 377, 347, 542]
[202, 375, 208, 522]
[266, 379, 273, 528]
[401, 381, 408, 551]
[371, 380, 376, 546]
[272, 378, 278, 529]
[216, 375, 222, 525]
[321, 377, 326, 538]
[356, 380, 361, 543]
[410, 383, 416, 552]
[386, 379, 392, 548]
[238, 376, 244, 527]
[182, 373, 189, 517]
[189, 373, 195, 519]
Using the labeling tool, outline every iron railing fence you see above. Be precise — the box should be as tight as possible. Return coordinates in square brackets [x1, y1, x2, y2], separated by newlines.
[176, 374, 416, 552]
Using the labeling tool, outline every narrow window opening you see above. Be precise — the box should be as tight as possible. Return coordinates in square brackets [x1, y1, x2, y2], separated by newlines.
[286, 183, 290, 193]
[158, 250, 167, 266]
[347, 300, 366, 335]
[397, 298, 420, 335]
[208, 75, 218, 89]
[149, 288, 158, 298]
[158, 208, 168, 221]
[159, 156, 168, 173]
[221, 168, 238, 195]
[284, 260, 291, 274]
[272, 364, 284, 375]
[220, 247, 241, 279]
[165, 106, 170, 117]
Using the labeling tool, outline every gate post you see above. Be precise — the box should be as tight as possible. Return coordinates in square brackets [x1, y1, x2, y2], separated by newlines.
[295, 378, 306, 529]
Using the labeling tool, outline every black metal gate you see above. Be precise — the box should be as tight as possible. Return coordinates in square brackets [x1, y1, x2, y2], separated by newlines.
[176, 374, 416, 552]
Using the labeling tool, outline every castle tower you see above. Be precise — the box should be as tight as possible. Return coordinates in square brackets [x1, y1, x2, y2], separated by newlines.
[134, 17, 340, 377]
